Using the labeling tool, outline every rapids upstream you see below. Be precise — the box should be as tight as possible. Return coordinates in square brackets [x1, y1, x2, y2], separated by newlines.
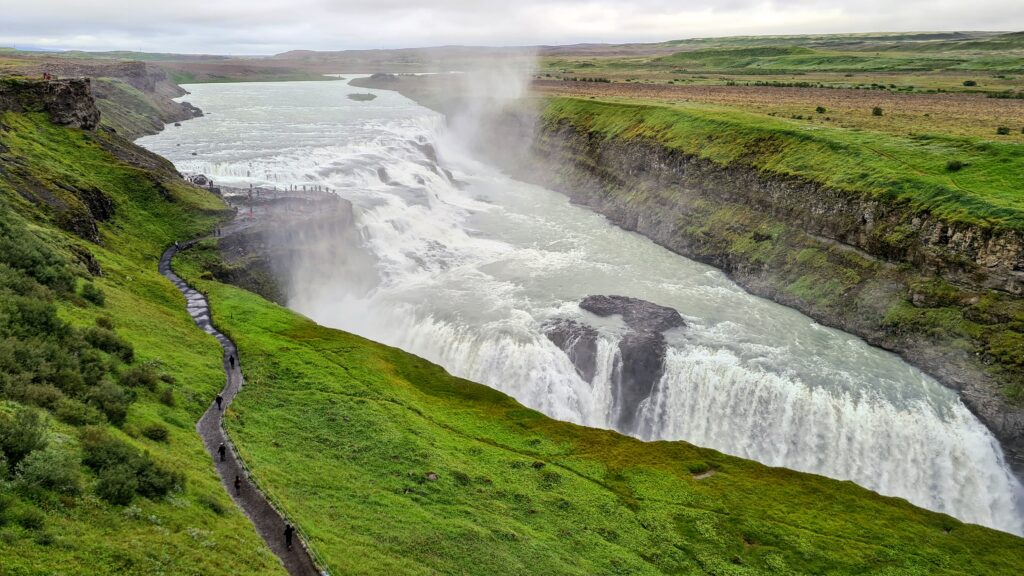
[138, 78, 1024, 535]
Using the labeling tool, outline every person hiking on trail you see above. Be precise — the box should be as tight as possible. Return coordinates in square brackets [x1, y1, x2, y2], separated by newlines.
[215, 393, 223, 411]
[284, 523, 295, 551]
[174, 240, 179, 249]
[234, 474, 242, 496]
[229, 354, 235, 369]
[217, 442, 226, 462]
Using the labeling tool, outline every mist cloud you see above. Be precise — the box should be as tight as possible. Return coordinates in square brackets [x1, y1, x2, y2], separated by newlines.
[0, 0, 1021, 54]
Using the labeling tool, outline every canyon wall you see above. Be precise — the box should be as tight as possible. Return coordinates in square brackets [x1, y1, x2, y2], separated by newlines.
[460, 106, 1024, 473]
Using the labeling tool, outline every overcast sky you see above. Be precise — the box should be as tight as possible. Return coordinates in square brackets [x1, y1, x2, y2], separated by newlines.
[1, 0, 1021, 55]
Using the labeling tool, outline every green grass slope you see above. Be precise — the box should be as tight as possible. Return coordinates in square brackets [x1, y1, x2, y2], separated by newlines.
[176, 242, 1024, 576]
[0, 111, 282, 575]
[542, 97, 1024, 231]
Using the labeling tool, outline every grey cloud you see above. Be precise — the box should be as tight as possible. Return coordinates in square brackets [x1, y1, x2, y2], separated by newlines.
[0, 0, 1021, 54]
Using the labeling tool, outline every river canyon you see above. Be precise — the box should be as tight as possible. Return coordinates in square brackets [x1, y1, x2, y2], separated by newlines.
[138, 78, 1024, 535]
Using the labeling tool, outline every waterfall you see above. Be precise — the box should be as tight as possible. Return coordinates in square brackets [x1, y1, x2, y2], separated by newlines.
[138, 79, 1024, 535]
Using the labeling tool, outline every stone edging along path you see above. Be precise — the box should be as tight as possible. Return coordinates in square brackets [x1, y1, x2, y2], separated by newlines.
[160, 240, 323, 576]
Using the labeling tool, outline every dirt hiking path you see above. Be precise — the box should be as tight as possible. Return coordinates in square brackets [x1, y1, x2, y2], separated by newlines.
[160, 238, 322, 576]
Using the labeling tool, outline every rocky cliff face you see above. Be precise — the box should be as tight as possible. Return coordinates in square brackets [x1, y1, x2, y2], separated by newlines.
[209, 193, 358, 305]
[452, 107, 1024, 474]
[557, 128, 1024, 295]
[0, 78, 101, 130]
[1, 60, 202, 139]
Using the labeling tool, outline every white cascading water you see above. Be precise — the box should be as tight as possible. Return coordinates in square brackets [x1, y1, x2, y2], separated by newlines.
[138, 78, 1024, 535]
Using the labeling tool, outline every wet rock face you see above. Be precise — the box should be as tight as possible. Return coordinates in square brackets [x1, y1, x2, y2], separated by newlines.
[545, 295, 685, 434]
[544, 319, 599, 383]
[0, 78, 101, 130]
[614, 331, 668, 433]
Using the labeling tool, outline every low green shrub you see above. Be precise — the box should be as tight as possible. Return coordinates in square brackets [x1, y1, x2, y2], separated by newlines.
[135, 458, 183, 499]
[53, 398, 104, 426]
[18, 384, 64, 410]
[141, 424, 169, 443]
[80, 283, 105, 306]
[0, 492, 12, 522]
[197, 492, 226, 516]
[963, 80, 977, 87]
[80, 427, 135, 470]
[119, 363, 159, 391]
[996, 126, 1011, 135]
[81, 428, 183, 504]
[688, 461, 711, 474]
[16, 445, 81, 496]
[0, 408, 48, 470]
[96, 465, 138, 505]
[158, 387, 176, 407]
[14, 506, 45, 531]
[946, 159, 965, 172]
[83, 328, 134, 363]
[452, 470, 471, 486]
[872, 106, 883, 116]
[87, 382, 133, 425]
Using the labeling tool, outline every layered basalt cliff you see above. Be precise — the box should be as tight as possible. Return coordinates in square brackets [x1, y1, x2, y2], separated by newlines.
[0, 77, 101, 130]
[519, 116, 1024, 472]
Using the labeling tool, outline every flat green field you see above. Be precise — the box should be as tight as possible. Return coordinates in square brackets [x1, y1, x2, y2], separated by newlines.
[541, 31, 1024, 91]
[542, 97, 1024, 229]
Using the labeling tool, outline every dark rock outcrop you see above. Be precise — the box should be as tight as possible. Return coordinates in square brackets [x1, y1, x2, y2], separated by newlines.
[580, 295, 685, 333]
[0, 78, 101, 130]
[545, 295, 685, 434]
[544, 319, 599, 383]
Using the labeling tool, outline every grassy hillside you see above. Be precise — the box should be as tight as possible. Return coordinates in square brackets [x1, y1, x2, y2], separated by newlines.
[176, 242, 1024, 575]
[0, 111, 282, 575]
